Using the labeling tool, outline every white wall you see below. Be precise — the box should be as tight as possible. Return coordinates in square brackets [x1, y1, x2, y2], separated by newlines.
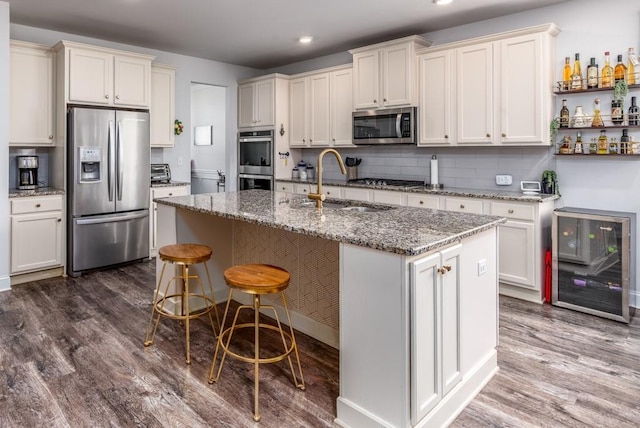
[0, 1, 9, 291]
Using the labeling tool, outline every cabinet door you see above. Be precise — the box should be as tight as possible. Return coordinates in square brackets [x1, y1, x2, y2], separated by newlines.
[324, 185, 341, 199]
[9, 43, 54, 146]
[456, 43, 495, 144]
[444, 197, 483, 214]
[498, 220, 536, 288]
[68, 48, 112, 105]
[150, 186, 190, 254]
[353, 50, 380, 110]
[11, 212, 62, 274]
[276, 181, 295, 193]
[309, 73, 331, 146]
[372, 190, 404, 206]
[382, 44, 412, 107]
[440, 245, 461, 396]
[114, 55, 151, 107]
[419, 51, 453, 146]
[238, 83, 255, 127]
[255, 79, 275, 126]
[150, 65, 175, 147]
[289, 77, 308, 146]
[330, 68, 354, 146]
[500, 34, 545, 144]
[343, 187, 370, 201]
[407, 194, 440, 209]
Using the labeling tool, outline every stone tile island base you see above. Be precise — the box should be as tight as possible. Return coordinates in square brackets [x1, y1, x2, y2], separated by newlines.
[156, 200, 499, 428]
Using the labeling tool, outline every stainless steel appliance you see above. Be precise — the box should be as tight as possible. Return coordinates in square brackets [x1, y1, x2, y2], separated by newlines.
[17, 155, 39, 190]
[238, 129, 273, 190]
[352, 107, 417, 145]
[151, 163, 171, 183]
[348, 178, 425, 189]
[67, 106, 150, 276]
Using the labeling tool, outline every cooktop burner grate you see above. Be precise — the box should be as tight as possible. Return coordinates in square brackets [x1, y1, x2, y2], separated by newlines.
[350, 178, 425, 188]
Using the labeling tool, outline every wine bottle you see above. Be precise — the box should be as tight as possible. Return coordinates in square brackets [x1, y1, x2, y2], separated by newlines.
[628, 48, 637, 85]
[602, 51, 614, 88]
[615, 54, 627, 83]
[597, 130, 609, 154]
[563, 56, 572, 90]
[572, 53, 583, 90]
[620, 129, 630, 154]
[629, 96, 639, 126]
[574, 131, 584, 154]
[560, 99, 570, 128]
[587, 58, 599, 88]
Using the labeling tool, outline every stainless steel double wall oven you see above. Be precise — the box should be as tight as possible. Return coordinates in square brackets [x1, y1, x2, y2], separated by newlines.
[238, 129, 274, 191]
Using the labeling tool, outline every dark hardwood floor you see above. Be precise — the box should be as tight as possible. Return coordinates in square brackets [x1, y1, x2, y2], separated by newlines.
[1, 260, 638, 427]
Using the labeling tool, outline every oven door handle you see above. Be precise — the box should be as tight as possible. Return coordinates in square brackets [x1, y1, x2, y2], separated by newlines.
[239, 137, 273, 143]
[238, 174, 273, 179]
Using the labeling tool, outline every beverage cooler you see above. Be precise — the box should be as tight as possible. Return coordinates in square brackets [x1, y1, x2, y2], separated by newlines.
[552, 207, 636, 323]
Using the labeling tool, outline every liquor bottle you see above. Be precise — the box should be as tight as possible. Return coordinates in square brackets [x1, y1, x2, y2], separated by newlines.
[620, 129, 630, 154]
[628, 48, 637, 85]
[563, 56, 572, 90]
[614, 54, 627, 83]
[574, 131, 584, 154]
[560, 99, 570, 128]
[597, 129, 609, 154]
[587, 58, 599, 88]
[602, 51, 614, 88]
[612, 99, 624, 125]
[592, 98, 604, 127]
[629, 96, 639, 126]
[571, 53, 583, 90]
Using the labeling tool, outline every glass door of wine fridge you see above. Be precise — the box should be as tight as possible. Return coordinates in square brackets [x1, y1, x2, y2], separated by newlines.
[552, 207, 635, 323]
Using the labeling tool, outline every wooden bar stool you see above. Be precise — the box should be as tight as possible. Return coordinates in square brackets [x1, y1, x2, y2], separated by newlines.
[208, 263, 305, 422]
[144, 243, 220, 364]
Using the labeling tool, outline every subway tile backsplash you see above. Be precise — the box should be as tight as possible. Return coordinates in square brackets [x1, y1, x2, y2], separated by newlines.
[298, 145, 555, 190]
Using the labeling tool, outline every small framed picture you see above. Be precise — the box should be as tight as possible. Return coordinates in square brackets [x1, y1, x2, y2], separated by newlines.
[194, 125, 213, 145]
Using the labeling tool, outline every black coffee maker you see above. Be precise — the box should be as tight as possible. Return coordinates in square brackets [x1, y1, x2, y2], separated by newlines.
[17, 156, 39, 190]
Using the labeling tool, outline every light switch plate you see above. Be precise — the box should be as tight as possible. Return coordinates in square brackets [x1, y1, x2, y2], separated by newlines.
[496, 174, 513, 186]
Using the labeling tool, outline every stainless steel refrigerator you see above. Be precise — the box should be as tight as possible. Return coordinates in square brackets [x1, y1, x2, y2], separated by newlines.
[67, 106, 150, 276]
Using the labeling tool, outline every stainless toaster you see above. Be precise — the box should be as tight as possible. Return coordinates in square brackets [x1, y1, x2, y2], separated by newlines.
[150, 164, 171, 183]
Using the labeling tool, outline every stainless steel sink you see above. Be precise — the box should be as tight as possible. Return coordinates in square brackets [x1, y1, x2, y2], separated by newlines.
[339, 206, 382, 213]
[292, 199, 392, 213]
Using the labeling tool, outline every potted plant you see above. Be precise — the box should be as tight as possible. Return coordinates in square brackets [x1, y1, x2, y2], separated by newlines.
[541, 170, 559, 195]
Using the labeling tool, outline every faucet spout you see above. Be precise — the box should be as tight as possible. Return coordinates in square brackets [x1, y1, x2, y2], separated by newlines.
[307, 148, 346, 208]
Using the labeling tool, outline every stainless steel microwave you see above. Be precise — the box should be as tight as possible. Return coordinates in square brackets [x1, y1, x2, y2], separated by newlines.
[352, 107, 417, 145]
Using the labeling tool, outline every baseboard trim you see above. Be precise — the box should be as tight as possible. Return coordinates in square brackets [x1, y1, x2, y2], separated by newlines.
[10, 267, 64, 286]
[499, 282, 544, 304]
[0, 274, 11, 292]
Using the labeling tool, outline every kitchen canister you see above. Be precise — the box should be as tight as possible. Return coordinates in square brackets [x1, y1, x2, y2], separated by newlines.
[291, 167, 299, 179]
[297, 160, 307, 172]
[299, 169, 307, 180]
[306, 166, 315, 179]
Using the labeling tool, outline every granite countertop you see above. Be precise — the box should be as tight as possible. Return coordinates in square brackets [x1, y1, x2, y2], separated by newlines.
[279, 178, 559, 203]
[156, 189, 505, 256]
[151, 181, 190, 188]
[9, 187, 65, 198]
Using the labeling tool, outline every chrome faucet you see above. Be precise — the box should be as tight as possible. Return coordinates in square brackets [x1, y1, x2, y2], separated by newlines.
[307, 148, 346, 208]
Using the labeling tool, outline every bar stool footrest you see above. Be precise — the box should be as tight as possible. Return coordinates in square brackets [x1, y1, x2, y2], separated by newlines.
[218, 323, 296, 365]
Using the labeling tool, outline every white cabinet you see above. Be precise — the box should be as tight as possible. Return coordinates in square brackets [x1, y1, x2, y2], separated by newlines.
[444, 197, 484, 214]
[238, 78, 275, 128]
[418, 50, 453, 146]
[324, 185, 342, 199]
[289, 77, 308, 147]
[330, 68, 353, 146]
[10, 196, 63, 274]
[372, 189, 405, 205]
[60, 42, 153, 108]
[9, 41, 55, 146]
[150, 64, 176, 147]
[276, 181, 295, 193]
[410, 244, 462, 423]
[293, 183, 313, 195]
[343, 187, 370, 202]
[350, 36, 431, 110]
[309, 73, 331, 146]
[150, 186, 190, 256]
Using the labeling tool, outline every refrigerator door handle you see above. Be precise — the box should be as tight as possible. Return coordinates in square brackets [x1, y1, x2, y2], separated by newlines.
[108, 121, 115, 202]
[76, 211, 148, 225]
[117, 121, 124, 201]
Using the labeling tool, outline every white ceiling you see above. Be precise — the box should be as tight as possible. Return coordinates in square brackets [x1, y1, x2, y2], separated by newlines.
[8, 0, 568, 70]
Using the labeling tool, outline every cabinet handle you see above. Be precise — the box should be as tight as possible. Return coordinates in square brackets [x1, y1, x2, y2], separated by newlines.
[460, 204, 465, 209]
[169, 193, 173, 196]
[444, 135, 448, 139]
[438, 265, 452, 275]
[310, 139, 313, 142]
[502, 133, 506, 138]
[116, 95, 120, 100]
[35, 204, 41, 208]
[419, 200, 424, 205]
[57, 218, 62, 222]
[508, 209, 514, 214]
[327, 191, 331, 195]
[105, 94, 109, 99]
[373, 99, 377, 103]
[383, 98, 387, 102]
[486, 133, 490, 138]
[332, 138, 336, 142]
[49, 135, 53, 139]
[303, 139, 306, 143]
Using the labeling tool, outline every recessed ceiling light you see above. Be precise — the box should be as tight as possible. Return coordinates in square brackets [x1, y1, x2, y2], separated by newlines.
[299, 36, 313, 44]
[433, 0, 453, 5]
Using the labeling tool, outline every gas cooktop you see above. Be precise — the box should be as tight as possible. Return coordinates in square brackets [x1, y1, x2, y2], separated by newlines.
[349, 178, 426, 189]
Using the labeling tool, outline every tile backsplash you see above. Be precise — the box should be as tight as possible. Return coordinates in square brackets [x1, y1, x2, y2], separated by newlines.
[297, 145, 555, 191]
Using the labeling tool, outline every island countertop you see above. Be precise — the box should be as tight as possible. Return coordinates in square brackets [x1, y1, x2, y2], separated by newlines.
[155, 189, 505, 256]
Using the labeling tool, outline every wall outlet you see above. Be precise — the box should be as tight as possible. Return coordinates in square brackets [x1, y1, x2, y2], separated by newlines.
[495, 174, 512, 186]
[477, 259, 487, 276]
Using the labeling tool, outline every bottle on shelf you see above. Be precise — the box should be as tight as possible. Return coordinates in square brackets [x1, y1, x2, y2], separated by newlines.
[563, 56, 572, 91]
[612, 99, 624, 125]
[620, 129, 630, 154]
[589, 137, 598, 154]
[629, 96, 639, 126]
[587, 57, 599, 89]
[597, 129, 609, 154]
[628, 48, 637, 85]
[574, 131, 584, 154]
[572, 53, 583, 90]
[615, 54, 627, 83]
[559, 135, 573, 154]
[560, 99, 570, 128]
[609, 137, 619, 154]
[602, 51, 614, 88]
[572, 105, 588, 128]
[592, 98, 605, 127]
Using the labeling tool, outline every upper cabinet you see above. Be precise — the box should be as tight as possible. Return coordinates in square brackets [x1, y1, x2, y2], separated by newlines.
[150, 64, 176, 148]
[54, 41, 154, 109]
[418, 23, 559, 147]
[237, 75, 292, 128]
[9, 41, 55, 146]
[350, 36, 431, 110]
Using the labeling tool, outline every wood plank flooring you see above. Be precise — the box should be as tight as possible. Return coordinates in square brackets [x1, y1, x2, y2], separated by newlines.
[0, 260, 638, 427]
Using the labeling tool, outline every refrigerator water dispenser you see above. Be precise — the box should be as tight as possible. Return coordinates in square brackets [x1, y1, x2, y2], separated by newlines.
[79, 147, 101, 183]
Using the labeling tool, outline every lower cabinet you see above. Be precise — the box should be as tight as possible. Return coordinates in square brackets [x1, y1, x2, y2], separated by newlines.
[410, 244, 462, 423]
[10, 195, 63, 274]
[150, 186, 189, 256]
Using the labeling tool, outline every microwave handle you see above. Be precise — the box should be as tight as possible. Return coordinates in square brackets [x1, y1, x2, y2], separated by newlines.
[396, 114, 402, 138]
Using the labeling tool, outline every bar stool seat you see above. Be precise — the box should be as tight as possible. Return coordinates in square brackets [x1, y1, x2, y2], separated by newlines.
[208, 263, 305, 422]
[144, 243, 220, 364]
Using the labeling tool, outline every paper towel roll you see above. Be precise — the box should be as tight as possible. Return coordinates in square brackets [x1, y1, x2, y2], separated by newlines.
[430, 155, 438, 185]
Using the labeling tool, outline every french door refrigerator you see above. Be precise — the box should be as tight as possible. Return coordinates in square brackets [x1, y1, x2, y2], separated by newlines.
[67, 106, 150, 276]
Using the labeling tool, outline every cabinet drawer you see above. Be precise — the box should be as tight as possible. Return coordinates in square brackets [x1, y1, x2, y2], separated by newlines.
[373, 190, 404, 206]
[444, 197, 483, 214]
[407, 194, 440, 209]
[276, 182, 295, 193]
[490, 201, 535, 221]
[324, 186, 342, 199]
[11, 196, 63, 214]
[152, 186, 189, 199]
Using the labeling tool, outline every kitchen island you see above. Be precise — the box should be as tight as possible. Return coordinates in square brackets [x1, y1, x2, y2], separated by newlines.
[155, 190, 505, 428]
